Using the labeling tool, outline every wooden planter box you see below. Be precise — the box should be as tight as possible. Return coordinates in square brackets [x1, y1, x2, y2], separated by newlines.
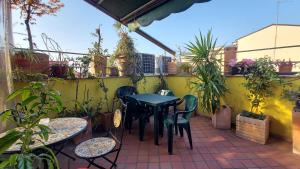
[212, 105, 232, 129]
[236, 114, 270, 144]
[293, 109, 300, 155]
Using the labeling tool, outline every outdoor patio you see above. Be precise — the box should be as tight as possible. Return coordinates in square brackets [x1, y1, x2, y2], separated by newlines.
[59, 116, 300, 169]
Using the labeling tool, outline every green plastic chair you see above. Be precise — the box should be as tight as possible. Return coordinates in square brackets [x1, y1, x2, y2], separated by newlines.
[163, 95, 198, 154]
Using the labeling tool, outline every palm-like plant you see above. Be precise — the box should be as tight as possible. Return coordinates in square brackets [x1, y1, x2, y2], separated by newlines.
[186, 30, 227, 114]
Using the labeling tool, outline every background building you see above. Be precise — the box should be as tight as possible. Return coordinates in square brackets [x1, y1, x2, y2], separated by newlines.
[236, 24, 300, 65]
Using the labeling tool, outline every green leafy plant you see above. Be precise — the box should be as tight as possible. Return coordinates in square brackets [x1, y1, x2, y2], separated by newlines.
[243, 57, 281, 119]
[75, 85, 95, 119]
[113, 22, 141, 80]
[179, 63, 192, 74]
[88, 26, 109, 77]
[0, 82, 62, 168]
[77, 55, 92, 78]
[186, 30, 227, 114]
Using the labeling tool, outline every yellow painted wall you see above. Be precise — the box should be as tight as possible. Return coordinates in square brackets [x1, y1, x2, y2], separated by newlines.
[13, 76, 161, 116]
[11, 75, 298, 141]
[166, 75, 297, 141]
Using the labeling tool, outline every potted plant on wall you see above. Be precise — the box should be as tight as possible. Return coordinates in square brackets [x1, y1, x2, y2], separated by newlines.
[88, 26, 108, 77]
[187, 30, 231, 129]
[113, 22, 135, 76]
[236, 57, 281, 144]
[276, 59, 293, 75]
[11, 0, 63, 74]
[0, 82, 62, 168]
[179, 62, 193, 75]
[229, 58, 254, 75]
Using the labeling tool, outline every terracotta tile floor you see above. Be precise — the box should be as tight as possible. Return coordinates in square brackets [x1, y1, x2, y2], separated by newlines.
[58, 116, 300, 169]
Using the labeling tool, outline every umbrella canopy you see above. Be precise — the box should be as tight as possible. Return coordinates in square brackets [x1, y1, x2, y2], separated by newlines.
[84, 0, 210, 55]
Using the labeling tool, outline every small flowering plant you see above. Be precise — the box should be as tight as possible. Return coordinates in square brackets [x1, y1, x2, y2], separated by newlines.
[229, 58, 255, 75]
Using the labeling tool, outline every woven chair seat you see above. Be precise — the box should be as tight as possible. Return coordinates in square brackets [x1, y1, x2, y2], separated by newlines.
[75, 137, 116, 158]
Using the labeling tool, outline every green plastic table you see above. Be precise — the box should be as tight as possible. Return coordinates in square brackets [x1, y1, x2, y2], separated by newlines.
[128, 93, 179, 145]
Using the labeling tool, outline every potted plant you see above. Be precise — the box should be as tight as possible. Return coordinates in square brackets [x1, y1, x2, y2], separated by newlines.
[283, 87, 300, 154]
[187, 30, 231, 129]
[88, 26, 108, 77]
[113, 22, 135, 76]
[229, 58, 254, 75]
[98, 76, 115, 131]
[276, 59, 293, 75]
[236, 57, 281, 144]
[179, 62, 193, 75]
[167, 59, 178, 75]
[0, 82, 62, 168]
[73, 85, 95, 144]
[50, 63, 69, 78]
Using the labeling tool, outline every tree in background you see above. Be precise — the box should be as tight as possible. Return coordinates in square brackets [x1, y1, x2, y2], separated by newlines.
[11, 0, 64, 50]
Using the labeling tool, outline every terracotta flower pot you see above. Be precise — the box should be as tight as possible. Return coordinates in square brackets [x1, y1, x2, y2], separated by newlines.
[73, 116, 92, 144]
[115, 55, 133, 76]
[212, 105, 232, 129]
[167, 61, 177, 75]
[236, 114, 270, 144]
[278, 63, 293, 75]
[50, 64, 68, 78]
[100, 112, 114, 132]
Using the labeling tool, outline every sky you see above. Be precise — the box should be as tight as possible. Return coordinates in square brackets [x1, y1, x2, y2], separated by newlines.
[11, 0, 300, 58]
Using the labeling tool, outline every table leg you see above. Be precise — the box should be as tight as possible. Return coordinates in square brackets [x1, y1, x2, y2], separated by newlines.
[153, 106, 159, 145]
[159, 105, 164, 138]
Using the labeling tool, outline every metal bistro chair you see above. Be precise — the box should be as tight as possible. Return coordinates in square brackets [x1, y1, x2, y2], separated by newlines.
[163, 95, 198, 154]
[74, 100, 127, 169]
[115, 86, 137, 133]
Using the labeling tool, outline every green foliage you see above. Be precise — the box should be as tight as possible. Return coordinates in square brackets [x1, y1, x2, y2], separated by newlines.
[98, 78, 112, 113]
[186, 30, 227, 114]
[88, 26, 109, 77]
[113, 22, 144, 85]
[77, 55, 92, 78]
[179, 63, 192, 73]
[112, 23, 136, 62]
[74, 85, 95, 119]
[155, 73, 168, 93]
[243, 57, 281, 117]
[0, 82, 62, 168]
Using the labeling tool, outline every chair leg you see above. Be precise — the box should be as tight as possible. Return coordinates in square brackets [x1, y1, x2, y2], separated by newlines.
[179, 126, 184, 137]
[167, 124, 174, 155]
[139, 116, 146, 141]
[184, 123, 193, 149]
[175, 123, 178, 135]
[128, 116, 133, 134]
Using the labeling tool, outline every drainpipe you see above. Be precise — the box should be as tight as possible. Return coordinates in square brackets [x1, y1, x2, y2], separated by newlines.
[0, 0, 14, 132]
